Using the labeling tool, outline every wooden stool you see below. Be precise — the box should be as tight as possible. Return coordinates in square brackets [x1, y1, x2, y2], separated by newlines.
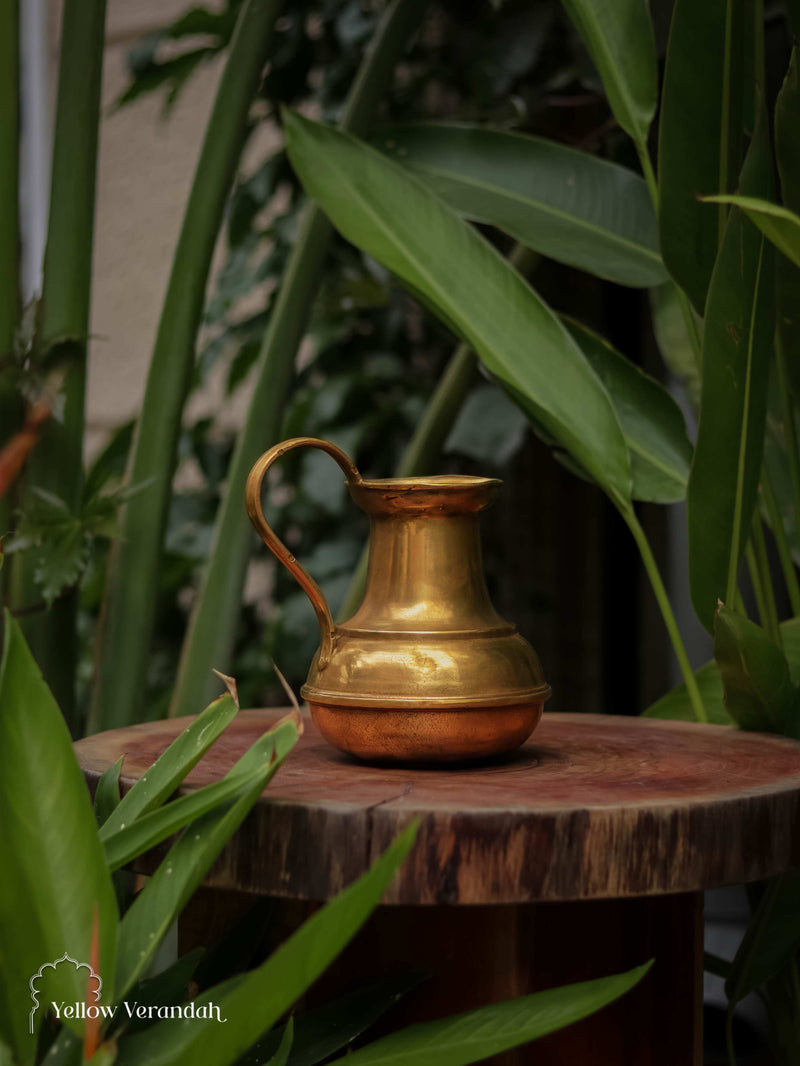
[75, 711, 800, 1065]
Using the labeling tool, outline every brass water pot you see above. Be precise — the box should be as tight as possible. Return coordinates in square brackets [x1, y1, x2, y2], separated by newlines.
[246, 437, 550, 762]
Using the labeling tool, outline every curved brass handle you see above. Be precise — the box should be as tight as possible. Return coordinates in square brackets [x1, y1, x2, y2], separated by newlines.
[246, 437, 363, 670]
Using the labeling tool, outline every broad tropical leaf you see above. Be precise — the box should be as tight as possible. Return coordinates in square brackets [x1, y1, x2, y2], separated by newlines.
[327, 964, 651, 1066]
[776, 48, 800, 400]
[658, 0, 751, 311]
[94, 756, 122, 826]
[0, 612, 118, 1060]
[374, 124, 665, 287]
[559, 0, 657, 148]
[115, 824, 420, 1066]
[564, 319, 692, 503]
[713, 605, 800, 737]
[644, 617, 800, 723]
[687, 106, 774, 630]
[283, 110, 632, 507]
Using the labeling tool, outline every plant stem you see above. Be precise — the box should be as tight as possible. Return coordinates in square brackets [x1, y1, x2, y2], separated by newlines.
[636, 142, 659, 212]
[11, 0, 107, 730]
[761, 471, 800, 616]
[752, 515, 781, 644]
[622, 506, 708, 722]
[725, 1009, 737, 1066]
[89, 0, 286, 732]
[775, 334, 800, 547]
[745, 542, 769, 631]
[168, 0, 428, 719]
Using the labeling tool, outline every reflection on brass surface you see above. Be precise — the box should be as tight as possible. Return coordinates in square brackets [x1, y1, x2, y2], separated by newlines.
[246, 437, 550, 762]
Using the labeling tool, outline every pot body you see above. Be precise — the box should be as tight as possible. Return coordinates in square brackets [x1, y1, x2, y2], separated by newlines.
[247, 441, 550, 762]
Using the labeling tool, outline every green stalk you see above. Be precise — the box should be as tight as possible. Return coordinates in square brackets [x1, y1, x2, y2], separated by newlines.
[622, 506, 708, 722]
[751, 516, 781, 644]
[337, 243, 538, 622]
[0, 0, 20, 597]
[761, 472, 800, 616]
[745, 541, 772, 639]
[775, 334, 800, 547]
[89, 0, 285, 732]
[11, 0, 106, 729]
[168, 0, 428, 719]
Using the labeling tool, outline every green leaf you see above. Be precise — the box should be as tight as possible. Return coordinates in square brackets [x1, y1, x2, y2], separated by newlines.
[658, 0, 751, 311]
[101, 762, 282, 872]
[643, 660, 733, 724]
[94, 756, 123, 827]
[563, 318, 693, 503]
[115, 823, 419, 1066]
[702, 195, 800, 270]
[328, 963, 652, 1066]
[644, 617, 800, 722]
[687, 105, 774, 631]
[114, 717, 299, 997]
[559, 0, 657, 148]
[444, 384, 527, 467]
[649, 283, 702, 409]
[0, 611, 118, 1059]
[713, 605, 800, 737]
[236, 974, 424, 1066]
[726, 871, 800, 1005]
[263, 1020, 293, 1066]
[775, 49, 800, 399]
[373, 124, 665, 287]
[283, 110, 632, 507]
[100, 688, 238, 837]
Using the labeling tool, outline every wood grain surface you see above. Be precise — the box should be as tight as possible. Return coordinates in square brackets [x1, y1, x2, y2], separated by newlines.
[75, 710, 800, 903]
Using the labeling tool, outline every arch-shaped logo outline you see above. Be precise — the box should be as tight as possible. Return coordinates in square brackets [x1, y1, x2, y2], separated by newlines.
[29, 954, 102, 1034]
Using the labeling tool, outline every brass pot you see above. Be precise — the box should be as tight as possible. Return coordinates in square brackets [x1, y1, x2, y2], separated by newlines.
[246, 438, 550, 762]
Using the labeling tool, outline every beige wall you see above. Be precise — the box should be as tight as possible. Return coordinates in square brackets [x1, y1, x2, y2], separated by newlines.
[48, 0, 277, 455]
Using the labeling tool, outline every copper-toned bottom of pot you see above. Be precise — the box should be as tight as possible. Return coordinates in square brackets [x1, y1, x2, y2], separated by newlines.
[308, 700, 545, 764]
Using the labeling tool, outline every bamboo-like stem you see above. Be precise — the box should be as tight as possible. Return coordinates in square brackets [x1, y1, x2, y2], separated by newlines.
[622, 506, 708, 722]
[89, 0, 286, 732]
[775, 335, 800, 547]
[11, 0, 106, 729]
[751, 516, 781, 644]
[761, 472, 800, 616]
[168, 0, 428, 719]
[745, 541, 773, 640]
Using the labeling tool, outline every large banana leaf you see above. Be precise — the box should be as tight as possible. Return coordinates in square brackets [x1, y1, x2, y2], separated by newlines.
[283, 111, 632, 507]
[0, 613, 118, 1062]
[559, 0, 657, 150]
[658, 0, 750, 312]
[686, 106, 774, 631]
[374, 124, 665, 288]
[564, 319, 692, 503]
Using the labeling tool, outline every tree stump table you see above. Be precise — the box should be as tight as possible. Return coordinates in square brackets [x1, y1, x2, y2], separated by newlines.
[75, 711, 800, 1066]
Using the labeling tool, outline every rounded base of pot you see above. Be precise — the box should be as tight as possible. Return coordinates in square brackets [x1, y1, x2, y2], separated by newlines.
[307, 700, 545, 764]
